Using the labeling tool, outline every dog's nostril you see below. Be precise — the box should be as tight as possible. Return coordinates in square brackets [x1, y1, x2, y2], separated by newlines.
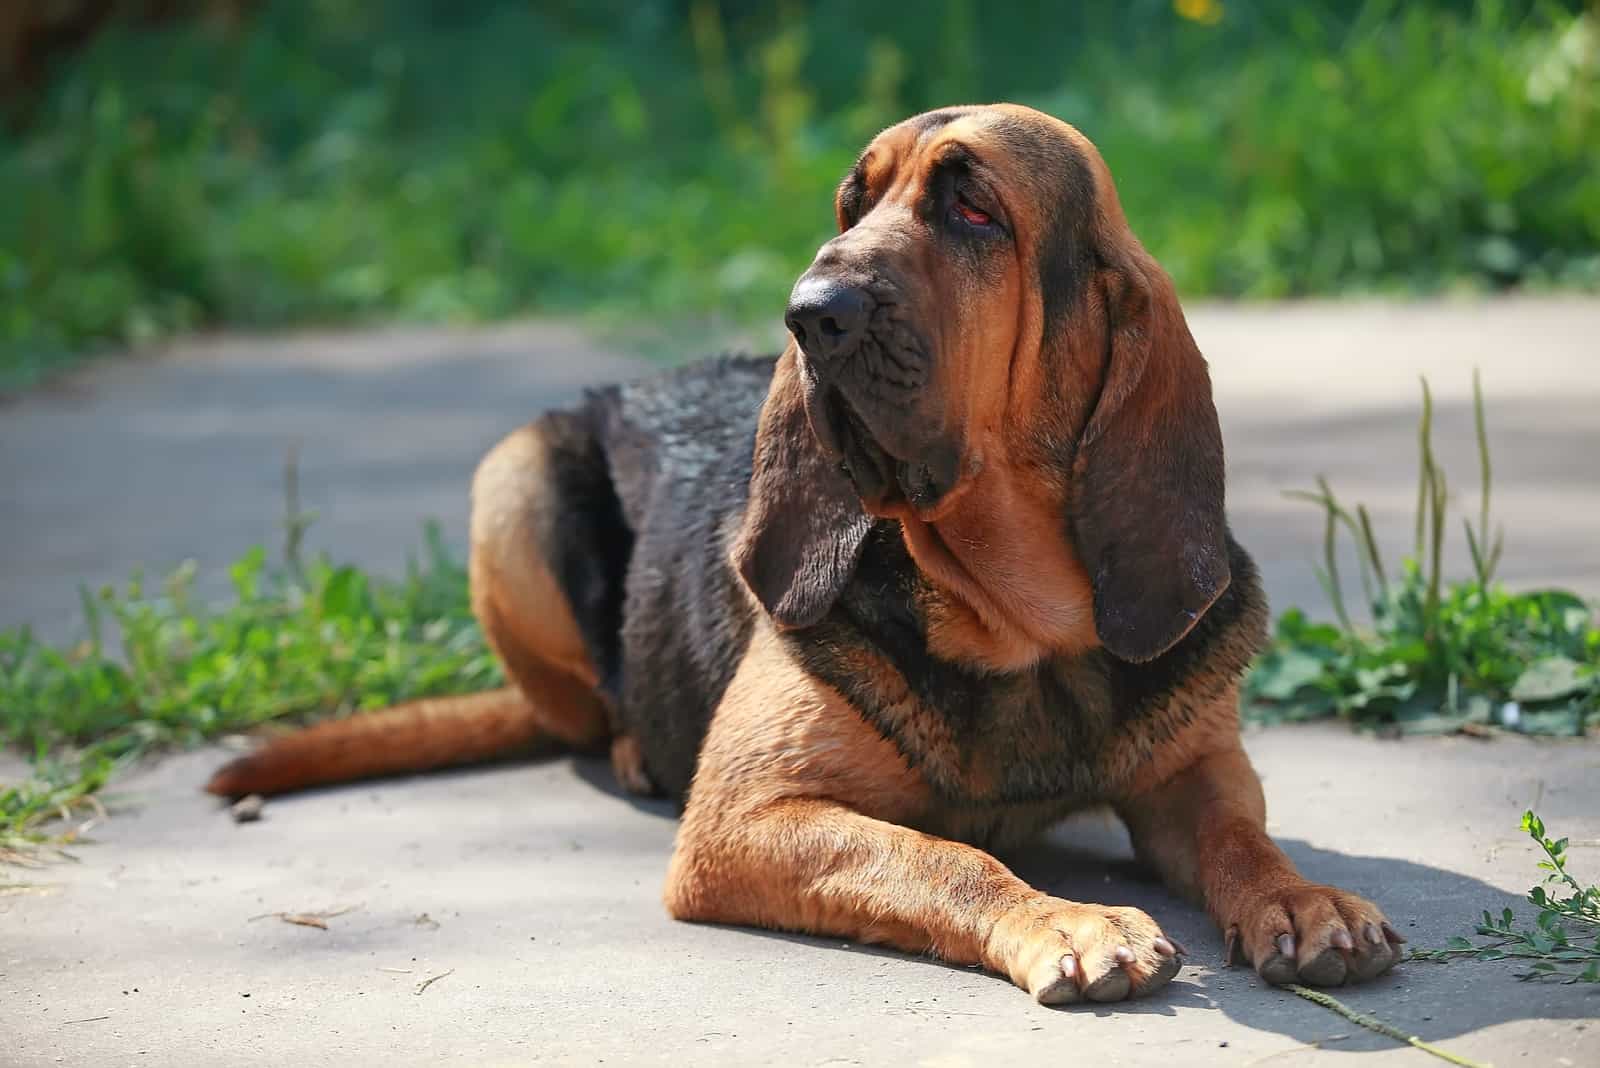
[819, 316, 845, 339]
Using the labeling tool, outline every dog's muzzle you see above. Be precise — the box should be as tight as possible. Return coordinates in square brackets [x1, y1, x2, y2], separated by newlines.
[785, 271, 967, 518]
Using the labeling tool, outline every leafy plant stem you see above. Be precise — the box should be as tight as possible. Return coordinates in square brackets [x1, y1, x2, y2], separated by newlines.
[1419, 377, 1447, 637]
[1465, 367, 1505, 588]
[1356, 503, 1389, 598]
[1415, 375, 1432, 561]
[282, 444, 314, 584]
[1411, 812, 1600, 984]
[1321, 496, 1352, 631]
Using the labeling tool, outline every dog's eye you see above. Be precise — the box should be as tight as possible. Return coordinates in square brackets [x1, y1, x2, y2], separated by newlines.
[952, 196, 992, 228]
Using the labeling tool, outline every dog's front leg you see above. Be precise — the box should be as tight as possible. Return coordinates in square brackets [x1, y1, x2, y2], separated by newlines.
[1119, 741, 1405, 987]
[666, 794, 1181, 1004]
[662, 631, 1181, 1004]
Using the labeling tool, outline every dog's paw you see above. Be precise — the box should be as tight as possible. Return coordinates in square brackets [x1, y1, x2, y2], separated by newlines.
[609, 734, 658, 797]
[987, 895, 1184, 1006]
[1226, 881, 1404, 987]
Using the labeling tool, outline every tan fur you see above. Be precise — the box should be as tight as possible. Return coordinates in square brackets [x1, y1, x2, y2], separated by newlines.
[608, 733, 654, 796]
[911, 465, 1100, 670]
[204, 688, 544, 797]
[469, 424, 610, 747]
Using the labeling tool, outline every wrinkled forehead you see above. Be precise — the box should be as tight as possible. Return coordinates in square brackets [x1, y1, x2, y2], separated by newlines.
[857, 106, 1102, 225]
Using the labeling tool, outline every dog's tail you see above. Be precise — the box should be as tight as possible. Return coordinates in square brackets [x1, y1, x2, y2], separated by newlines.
[204, 688, 543, 797]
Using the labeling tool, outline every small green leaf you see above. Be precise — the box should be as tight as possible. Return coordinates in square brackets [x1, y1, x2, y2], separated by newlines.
[1511, 657, 1588, 703]
[1247, 648, 1329, 701]
[229, 546, 267, 600]
[318, 567, 372, 620]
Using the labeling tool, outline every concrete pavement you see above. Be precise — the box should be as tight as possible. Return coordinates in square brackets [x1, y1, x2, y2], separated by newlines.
[3, 299, 1599, 1066]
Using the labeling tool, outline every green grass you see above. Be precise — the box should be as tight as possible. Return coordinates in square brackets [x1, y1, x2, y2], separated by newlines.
[3, 0, 1598, 388]
[0, 521, 500, 857]
[1411, 811, 1600, 983]
[1244, 372, 1600, 736]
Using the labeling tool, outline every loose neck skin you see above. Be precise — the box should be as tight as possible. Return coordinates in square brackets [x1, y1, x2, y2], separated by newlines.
[894, 460, 1100, 672]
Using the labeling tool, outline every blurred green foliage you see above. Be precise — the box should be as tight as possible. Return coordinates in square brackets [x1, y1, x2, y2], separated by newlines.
[0, 523, 498, 762]
[2, 0, 1597, 386]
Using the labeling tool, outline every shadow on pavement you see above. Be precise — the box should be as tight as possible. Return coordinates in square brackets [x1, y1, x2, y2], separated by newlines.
[555, 765, 1598, 1053]
[1008, 826, 1600, 1052]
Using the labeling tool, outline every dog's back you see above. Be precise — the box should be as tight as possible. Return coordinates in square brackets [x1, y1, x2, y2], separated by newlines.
[591, 355, 777, 798]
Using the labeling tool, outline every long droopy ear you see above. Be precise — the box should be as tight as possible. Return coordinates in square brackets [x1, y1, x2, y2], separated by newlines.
[732, 349, 872, 629]
[1071, 253, 1230, 663]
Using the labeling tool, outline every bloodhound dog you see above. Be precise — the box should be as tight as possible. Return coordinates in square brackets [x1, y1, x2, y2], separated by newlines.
[208, 104, 1404, 1004]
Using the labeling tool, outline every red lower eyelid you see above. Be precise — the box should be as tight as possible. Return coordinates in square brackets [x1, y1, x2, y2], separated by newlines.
[958, 203, 991, 225]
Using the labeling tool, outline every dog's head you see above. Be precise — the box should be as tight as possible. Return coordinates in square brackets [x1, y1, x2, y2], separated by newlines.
[735, 104, 1229, 664]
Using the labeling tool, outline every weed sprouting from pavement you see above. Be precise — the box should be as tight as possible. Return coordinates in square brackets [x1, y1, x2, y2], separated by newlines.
[1244, 372, 1600, 736]
[1410, 811, 1600, 984]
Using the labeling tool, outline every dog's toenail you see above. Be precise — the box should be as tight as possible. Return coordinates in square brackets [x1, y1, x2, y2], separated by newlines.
[1225, 926, 1242, 966]
[1381, 921, 1407, 944]
[1060, 953, 1077, 978]
[1276, 933, 1296, 958]
[1154, 937, 1176, 957]
[1115, 945, 1135, 965]
[1331, 928, 1354, 950]
[1364, 923, 1384, 945]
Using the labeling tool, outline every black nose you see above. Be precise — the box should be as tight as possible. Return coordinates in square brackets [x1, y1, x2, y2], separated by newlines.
[784, 276, 871, 362]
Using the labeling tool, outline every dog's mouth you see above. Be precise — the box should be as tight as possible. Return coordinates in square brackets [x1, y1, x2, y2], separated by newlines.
[812, 384, 969, 522]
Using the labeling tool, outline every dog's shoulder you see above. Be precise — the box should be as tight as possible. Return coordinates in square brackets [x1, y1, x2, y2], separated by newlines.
[584, 354, 776, 525]
[782, 525, 1268, 830]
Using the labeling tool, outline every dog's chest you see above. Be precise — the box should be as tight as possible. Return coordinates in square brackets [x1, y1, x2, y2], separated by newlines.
[791, 528, 1187, 811]
[805, 640, 1152, 811]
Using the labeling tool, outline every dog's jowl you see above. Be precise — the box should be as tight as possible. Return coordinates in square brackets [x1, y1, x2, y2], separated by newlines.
[209, 104, 1404, 1004]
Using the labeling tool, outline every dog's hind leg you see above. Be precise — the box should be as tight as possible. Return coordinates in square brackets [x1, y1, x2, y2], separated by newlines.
[206, 410, 636, 798]
[467, 412, 631, 750]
